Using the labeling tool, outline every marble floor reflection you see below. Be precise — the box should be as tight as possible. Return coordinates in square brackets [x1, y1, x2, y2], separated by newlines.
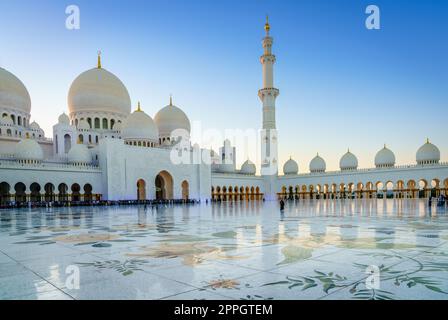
[0, 199, 447, 300]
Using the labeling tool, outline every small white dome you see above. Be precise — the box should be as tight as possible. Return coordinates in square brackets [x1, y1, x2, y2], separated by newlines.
[154, 98, 191, 138]
[340, 150, 358, 171]
[122, 104, 158, 142]
[0, 67, 31, 114]
[416, 139, 440, 165]
[29, 121, 40, 130]
[375, 145, 396, 168]
[0, 115, 14, 126]
[58, 113, 70, 125]
[241, 159, 256, 175]
[14, 139, 44, 161]
[68, 143, 91, 164]
[310, 154, 326, 173]
[77, 119, 90, 130]
[68, 64, 131, 117]
[283, 158, 298, 175]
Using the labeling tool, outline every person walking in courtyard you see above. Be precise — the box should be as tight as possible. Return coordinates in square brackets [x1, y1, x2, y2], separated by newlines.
[280, 198, 285, 212]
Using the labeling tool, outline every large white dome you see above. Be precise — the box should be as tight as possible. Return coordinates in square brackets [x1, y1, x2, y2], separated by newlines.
[154, 98, 191, 138]
[283, 158, 298, 175]
[310, 154, 326, 173]
[122, 104, 158, 142]
[68, 66, 131, 117]
[14, 139, 43, 162]
[68, 143, 91, 164]
[0, 67, 31, 114]
[340, 150, 358, 171]
[240, 159, 256, 175]
[375, 145, 396, 168]
[416, 139, 440, 165]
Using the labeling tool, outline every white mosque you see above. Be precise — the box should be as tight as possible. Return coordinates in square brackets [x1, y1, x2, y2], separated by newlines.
[1, 19, 447, 206]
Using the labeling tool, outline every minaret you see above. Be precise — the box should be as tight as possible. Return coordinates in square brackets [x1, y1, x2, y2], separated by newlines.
[259, 16, 279, 179]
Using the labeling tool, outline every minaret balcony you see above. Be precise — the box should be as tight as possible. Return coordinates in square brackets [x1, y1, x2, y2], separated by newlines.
[260, 55, 276, 64]
[258, 88, 280, 99]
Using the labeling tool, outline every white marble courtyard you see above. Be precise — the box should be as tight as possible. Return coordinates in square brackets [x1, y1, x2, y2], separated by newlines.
[0, 199, 447, 300]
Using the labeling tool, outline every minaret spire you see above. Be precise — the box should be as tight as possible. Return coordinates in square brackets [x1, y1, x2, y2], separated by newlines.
[264, 15, 270, 35]
[97, 50, 102, 69]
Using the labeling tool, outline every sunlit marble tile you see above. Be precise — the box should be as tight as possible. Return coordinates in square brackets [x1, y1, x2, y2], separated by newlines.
[0, 199, 447, 300]
[0, 273, 58, 300]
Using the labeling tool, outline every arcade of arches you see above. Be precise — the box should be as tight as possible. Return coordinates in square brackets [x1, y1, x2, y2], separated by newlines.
[211, 186, 264, 201]
[135, 171, 190, 201]
[278, 178, 448, 200]
[0, 182, 100, 205]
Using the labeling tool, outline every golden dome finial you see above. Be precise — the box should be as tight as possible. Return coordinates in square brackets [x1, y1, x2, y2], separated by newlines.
[169, 94, 173, 106]
[137, 101, 141, 112]
[97, 50, 102, 69]
[384, 143, 386, 149]
[264, 15, 270, 35]
[426, 138, 430, 144]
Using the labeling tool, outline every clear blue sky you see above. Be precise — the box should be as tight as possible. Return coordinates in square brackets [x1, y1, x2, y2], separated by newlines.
[1, 0, 447, 172]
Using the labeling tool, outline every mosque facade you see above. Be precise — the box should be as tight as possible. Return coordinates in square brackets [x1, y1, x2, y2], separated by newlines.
[1, 20, 447, 205]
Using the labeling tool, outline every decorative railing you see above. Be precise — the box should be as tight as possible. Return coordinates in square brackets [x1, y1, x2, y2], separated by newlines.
[0, 133, 52, 143]
[0, 159, 100, 171]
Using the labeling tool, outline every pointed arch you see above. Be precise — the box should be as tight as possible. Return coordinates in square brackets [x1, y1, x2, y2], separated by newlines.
[137, 179, 146, 200]
[182, 180, 189, 200]
[155, 171, 173, 200]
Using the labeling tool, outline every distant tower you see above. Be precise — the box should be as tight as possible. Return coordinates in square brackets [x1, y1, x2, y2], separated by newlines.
[259, 16, 280, 199]
[219, 139, 236, 173]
